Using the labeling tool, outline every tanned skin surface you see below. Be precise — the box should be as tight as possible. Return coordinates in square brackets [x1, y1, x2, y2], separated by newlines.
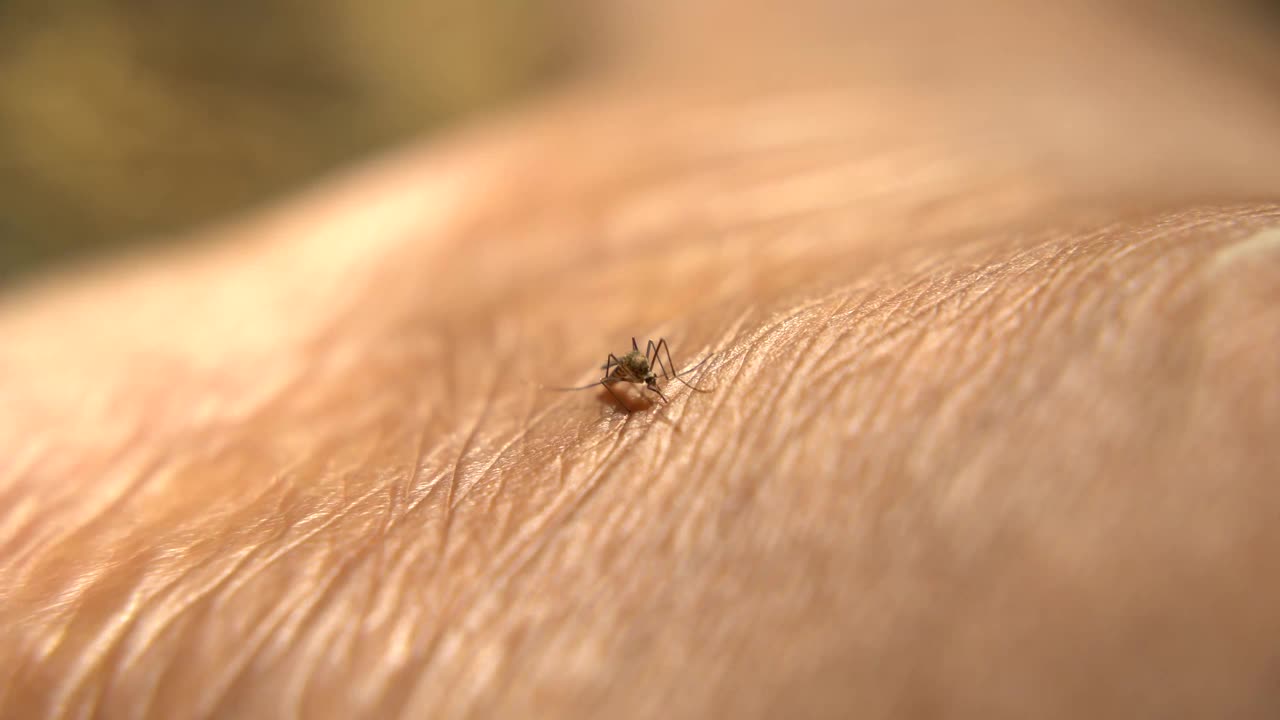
[3, 2, 1280, 718]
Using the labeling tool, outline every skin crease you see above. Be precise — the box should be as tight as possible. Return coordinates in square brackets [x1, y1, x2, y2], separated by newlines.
[3, 1, 1280, 718]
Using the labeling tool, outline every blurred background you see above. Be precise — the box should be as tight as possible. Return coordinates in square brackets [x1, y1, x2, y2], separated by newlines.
[0, 0, 581, 287]
[0, 0, 1277, 289]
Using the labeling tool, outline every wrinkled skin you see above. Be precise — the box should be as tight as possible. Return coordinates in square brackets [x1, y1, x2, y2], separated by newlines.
[3, 2, 1280, 718]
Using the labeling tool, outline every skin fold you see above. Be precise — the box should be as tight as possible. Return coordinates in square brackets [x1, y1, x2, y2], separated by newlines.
[2, 2, 1280, 717]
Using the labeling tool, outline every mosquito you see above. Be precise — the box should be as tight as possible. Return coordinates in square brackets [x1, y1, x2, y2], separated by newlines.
[552, 337, 712, 412]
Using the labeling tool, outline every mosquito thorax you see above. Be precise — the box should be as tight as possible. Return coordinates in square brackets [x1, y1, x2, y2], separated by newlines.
[618, 350, 647, 373]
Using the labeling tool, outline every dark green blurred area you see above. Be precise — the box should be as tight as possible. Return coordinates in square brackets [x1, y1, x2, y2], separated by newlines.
[2, 1, 1278, 289]
[0, 0, 575, 286]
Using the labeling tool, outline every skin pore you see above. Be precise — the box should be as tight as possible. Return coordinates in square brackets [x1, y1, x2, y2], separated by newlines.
[3, 2, 1280, 717]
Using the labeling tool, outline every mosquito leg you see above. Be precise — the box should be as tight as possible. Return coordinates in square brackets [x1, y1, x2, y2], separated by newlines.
[678, 354, 713, 379]
[655, 338, 670, 364]
[660, 338, 711, 392]
[550, 354, 620, 391]
[647, 339, 672, 380]
[632, 337, 640, 354]
[606, 353, 629, 382]
[656, 338, 679, 383]
[601, 378, 631, 413]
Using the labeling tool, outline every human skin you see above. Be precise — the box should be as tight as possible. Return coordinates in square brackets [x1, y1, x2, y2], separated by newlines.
[3, 2, 1280, 718]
